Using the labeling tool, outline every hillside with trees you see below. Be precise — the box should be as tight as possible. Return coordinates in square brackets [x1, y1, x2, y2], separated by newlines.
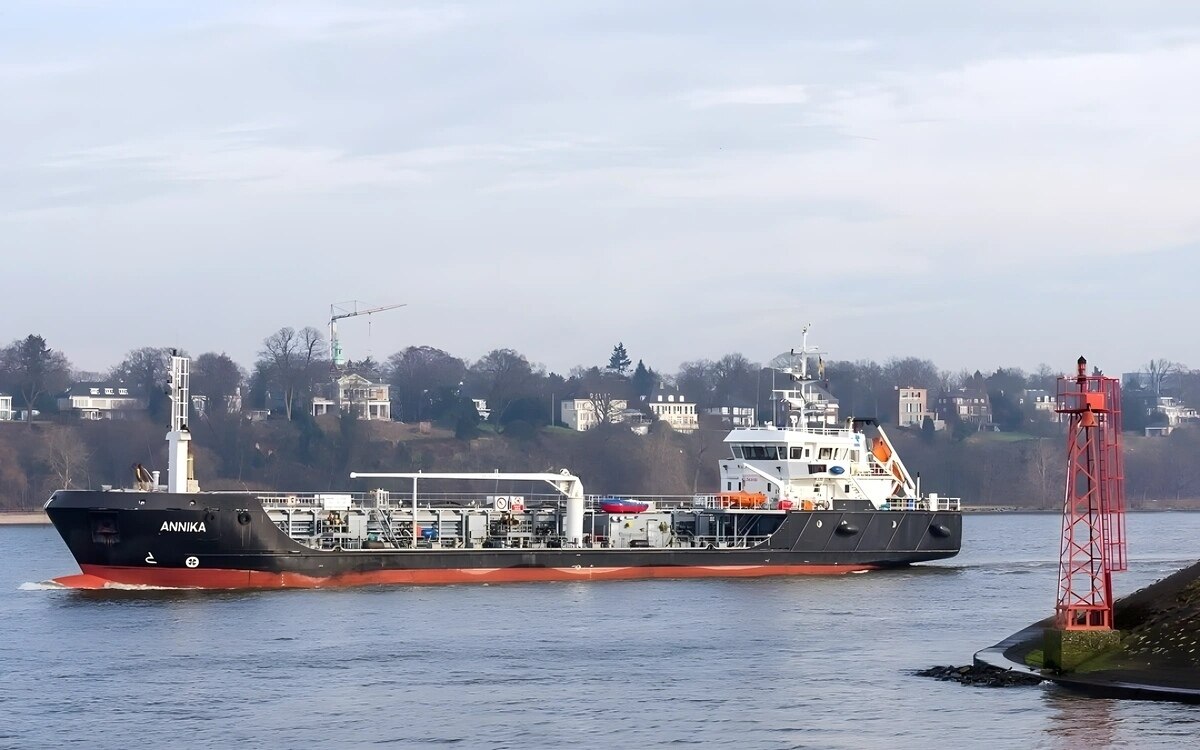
[2, 330, 1199, 510]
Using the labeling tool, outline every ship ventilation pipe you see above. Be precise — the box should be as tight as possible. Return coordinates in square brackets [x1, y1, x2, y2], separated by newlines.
[561, 471, 585, 547]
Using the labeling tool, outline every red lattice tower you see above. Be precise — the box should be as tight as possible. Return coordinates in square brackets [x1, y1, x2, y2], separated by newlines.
[1054, 356, 1127, 630]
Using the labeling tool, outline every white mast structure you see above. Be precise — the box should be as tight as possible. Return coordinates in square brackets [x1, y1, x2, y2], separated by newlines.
[165, 352, 195, 494]
[772, 323, 835, 427]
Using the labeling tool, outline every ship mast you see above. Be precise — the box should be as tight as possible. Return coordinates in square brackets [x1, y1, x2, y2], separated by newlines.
[165, 351, 195, 493]
[774, 324, 834, 427]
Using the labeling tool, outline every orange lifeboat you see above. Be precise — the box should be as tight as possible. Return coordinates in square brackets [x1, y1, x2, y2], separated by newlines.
[718, 492, 767, 509]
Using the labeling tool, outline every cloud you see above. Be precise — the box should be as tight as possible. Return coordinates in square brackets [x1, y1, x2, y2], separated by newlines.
[23, 132, 633, 212]
[684, 84, 809, 108]
[0, 61, 87, 83]
[25, 131, 426, 209]
[608, 41, 1200, 268]
[5, 3, 1200, 375]
[227, 3, 468, 41]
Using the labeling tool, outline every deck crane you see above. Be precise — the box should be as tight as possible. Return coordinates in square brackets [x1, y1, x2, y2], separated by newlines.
[329, 301, 406, 369]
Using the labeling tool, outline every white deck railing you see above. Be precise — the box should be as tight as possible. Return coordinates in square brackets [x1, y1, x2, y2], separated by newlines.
[885, 497, 961, 512]
[258, 491, 961, 513]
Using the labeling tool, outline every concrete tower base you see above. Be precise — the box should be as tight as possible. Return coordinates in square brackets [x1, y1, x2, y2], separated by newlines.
[1043, 628, 1122, 671]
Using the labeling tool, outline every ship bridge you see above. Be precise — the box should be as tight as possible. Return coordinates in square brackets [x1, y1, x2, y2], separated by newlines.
[720, 423, 919, 511]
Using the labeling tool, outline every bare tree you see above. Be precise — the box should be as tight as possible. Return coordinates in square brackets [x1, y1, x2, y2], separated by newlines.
[110, 346, 174, 419]
[191, 352, 246, 417]
[711, 353, 760, 406]
[675, 360, 717, 409]
[688, 426, 723, 494]
[1145, 359, 1181, 398]
[1028, 364, 1058, 392]
[0, 335, 72, 422]
[260, 327, 298, 419]
[1024, 438, 1060, 509]
[468, 349, 538, 418]
[0, 440, 31, 508]
[574, 367, 630, 429]
[884, 357, 940, 392]
[258, 327, 326, 420]
[386, 346, 466, 422]
[43, 426, 90, 489]
[937, 369, 956, 395]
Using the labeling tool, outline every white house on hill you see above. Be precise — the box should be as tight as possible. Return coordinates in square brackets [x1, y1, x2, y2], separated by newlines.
[647, 389, 698, 433]
[312, 373, 392, 420]
[561, 395, 627, 431]
[58, 382, 148, 420]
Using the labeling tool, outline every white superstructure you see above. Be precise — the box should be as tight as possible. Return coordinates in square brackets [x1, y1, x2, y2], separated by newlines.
[719, 327, 955, 512]
[719, 422, 926, 510]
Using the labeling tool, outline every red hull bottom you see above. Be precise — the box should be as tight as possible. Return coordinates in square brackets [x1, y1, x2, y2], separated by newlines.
[55, 563, 879, 590]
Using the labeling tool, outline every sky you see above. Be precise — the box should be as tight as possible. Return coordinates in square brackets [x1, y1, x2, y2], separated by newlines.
[4, 1, 1200, 378]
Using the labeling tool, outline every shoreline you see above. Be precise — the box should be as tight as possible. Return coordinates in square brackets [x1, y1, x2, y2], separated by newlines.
[0, 511, 49, 525]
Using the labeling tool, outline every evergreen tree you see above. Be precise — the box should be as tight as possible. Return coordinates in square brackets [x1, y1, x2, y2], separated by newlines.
[454, 397, 481, 440]
[631, 359, 657, 398]
[608, 343, 632, 375]
[920, 415, 937, 444]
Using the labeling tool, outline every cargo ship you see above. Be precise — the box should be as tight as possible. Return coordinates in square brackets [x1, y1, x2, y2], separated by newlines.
[44, 332, 962, 589]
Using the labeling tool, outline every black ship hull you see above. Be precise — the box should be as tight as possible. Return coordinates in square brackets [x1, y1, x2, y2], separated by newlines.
[45, 490, 962, 589]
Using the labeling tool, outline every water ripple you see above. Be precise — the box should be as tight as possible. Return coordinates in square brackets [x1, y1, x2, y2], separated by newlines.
[3, 516, 1200, 749]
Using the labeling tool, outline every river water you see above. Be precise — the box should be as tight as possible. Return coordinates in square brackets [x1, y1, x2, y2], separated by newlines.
[3, 513, 1200, 749]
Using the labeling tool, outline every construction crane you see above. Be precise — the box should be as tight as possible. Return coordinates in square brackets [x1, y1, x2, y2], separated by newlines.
[329, 301, 406, 369]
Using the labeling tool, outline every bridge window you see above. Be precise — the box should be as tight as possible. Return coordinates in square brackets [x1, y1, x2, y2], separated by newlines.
[744, 445, 779, 460]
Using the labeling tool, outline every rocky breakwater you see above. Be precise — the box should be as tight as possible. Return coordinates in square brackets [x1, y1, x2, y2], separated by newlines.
[978, 559, 1200, 702]
[917, 664, 1043, 687]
